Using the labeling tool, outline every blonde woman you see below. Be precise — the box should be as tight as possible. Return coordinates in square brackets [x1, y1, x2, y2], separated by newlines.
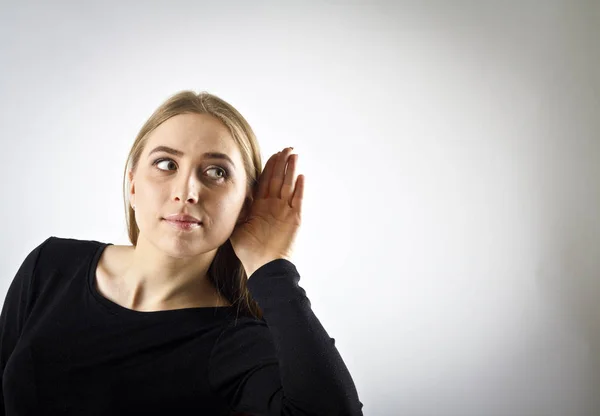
[0, 91, 363, 415]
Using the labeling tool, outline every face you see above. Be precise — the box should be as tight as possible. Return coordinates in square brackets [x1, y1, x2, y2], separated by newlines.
[129, 112, 251, 258]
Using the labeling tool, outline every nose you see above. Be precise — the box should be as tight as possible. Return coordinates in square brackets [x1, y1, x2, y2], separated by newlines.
[173, 170, 201, 205]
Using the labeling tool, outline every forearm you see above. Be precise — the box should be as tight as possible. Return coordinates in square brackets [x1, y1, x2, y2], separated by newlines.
[245, 258, 363, 415]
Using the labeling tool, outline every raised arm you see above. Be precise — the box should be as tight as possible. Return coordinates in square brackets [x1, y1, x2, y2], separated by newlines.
[208, 258, 363, 415]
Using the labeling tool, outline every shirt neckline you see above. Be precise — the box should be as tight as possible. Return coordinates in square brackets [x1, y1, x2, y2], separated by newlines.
[87, 241, 236, 318]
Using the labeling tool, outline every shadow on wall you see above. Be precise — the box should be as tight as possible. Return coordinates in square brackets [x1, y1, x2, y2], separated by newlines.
[536, 231, 600, 416]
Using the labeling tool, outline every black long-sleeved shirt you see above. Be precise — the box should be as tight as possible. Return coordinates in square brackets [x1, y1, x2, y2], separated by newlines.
[0, 236, 363, 415]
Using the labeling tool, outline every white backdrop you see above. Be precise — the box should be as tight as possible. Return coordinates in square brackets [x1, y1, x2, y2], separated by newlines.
[1, 1, 599, 415]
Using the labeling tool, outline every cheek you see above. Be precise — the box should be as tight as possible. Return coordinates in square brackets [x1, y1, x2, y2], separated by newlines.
[138, 181, 167, 203]
[134, 190, 166, 226]
[207, 196, 246, 226]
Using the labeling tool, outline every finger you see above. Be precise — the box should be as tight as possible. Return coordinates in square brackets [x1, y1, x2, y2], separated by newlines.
[291, 174, 304, 214]
[269, 147, 293, 199]
[256, 151, 280, 199]
[281, 153, 298, 202]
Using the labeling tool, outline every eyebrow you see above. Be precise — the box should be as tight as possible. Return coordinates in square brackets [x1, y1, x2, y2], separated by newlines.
[148, 145, 235, 167]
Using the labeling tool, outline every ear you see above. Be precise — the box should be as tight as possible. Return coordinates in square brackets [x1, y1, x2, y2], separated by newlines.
[237, 195, 253, 225]
[128, 170, 136, 208]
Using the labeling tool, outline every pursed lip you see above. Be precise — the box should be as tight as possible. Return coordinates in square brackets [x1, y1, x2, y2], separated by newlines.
[163, 213, 201, 223]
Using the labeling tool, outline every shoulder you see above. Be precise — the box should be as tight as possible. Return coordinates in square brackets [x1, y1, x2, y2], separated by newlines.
[210, 315, 275, 364]
[218, 315, 271, 344]
[10, 236, 112, 305]
[208, 315, 278, 388]
[42, 235, 109, 253]
[25, 236, 111, 272]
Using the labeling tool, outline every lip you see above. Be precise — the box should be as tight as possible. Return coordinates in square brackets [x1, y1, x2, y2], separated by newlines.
[164, 219, 201, 232]
[163, 213, 201, 223]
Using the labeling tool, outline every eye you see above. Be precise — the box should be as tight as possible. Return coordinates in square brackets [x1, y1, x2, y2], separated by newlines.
[153, 158, 229, 182]
[154, 159, 177, 171]
[206, 167, 229, 180]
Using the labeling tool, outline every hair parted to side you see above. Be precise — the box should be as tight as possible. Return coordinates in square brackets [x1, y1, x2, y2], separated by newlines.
[122, 90, 263, 320]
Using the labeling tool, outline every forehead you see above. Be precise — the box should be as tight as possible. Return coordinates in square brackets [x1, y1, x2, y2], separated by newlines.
[144, 113, 240, 159]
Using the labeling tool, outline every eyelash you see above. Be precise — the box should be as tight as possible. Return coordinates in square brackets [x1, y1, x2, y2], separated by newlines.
[152, 158, 230, 181]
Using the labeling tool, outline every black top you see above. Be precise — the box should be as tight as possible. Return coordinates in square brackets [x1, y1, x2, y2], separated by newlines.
[0, 237, 363, 415]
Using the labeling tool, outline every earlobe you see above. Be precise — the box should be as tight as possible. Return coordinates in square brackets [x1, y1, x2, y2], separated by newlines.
[129, 186, 135, 208]
[128, 170, 136, 210]
[129, 171, 135, 195]
[245, 195, 253, 213]
[238, 197, 253, 224]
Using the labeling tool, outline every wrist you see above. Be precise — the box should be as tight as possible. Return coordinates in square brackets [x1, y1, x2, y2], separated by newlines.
[242, 255, 289, 278]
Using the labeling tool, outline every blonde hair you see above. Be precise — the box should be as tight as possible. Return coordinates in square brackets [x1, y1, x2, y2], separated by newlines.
[122, 90, 263, 319]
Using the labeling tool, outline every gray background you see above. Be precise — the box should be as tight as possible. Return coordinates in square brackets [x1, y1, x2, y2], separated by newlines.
[1, 1, 599, 415]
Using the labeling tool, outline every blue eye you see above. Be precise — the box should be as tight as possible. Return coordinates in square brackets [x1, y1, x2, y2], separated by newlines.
[153, 158, 229, 181]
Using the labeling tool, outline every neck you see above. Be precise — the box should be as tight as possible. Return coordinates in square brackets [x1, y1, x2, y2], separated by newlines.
[119, 235, 224, 311]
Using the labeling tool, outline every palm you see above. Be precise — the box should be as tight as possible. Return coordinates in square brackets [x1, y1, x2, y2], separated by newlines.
[229, 147, 304, 264]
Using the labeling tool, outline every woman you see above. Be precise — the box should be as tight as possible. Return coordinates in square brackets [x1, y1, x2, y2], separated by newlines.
[0, 91, 364, 415]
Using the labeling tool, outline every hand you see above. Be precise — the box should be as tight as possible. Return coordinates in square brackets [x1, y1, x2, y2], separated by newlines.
[229, 147, 305, 275]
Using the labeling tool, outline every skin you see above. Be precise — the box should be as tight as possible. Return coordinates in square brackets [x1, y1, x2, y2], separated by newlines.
[117, 112, 254, 311]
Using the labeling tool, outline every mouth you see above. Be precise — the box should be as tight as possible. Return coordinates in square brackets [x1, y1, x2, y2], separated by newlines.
[163, 213, 202, 223]
[163, 218, 202, 231]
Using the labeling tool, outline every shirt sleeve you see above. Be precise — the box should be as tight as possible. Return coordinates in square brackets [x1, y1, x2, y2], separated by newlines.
[208, 259, 364, 416]
[0, 237, 50, 415]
